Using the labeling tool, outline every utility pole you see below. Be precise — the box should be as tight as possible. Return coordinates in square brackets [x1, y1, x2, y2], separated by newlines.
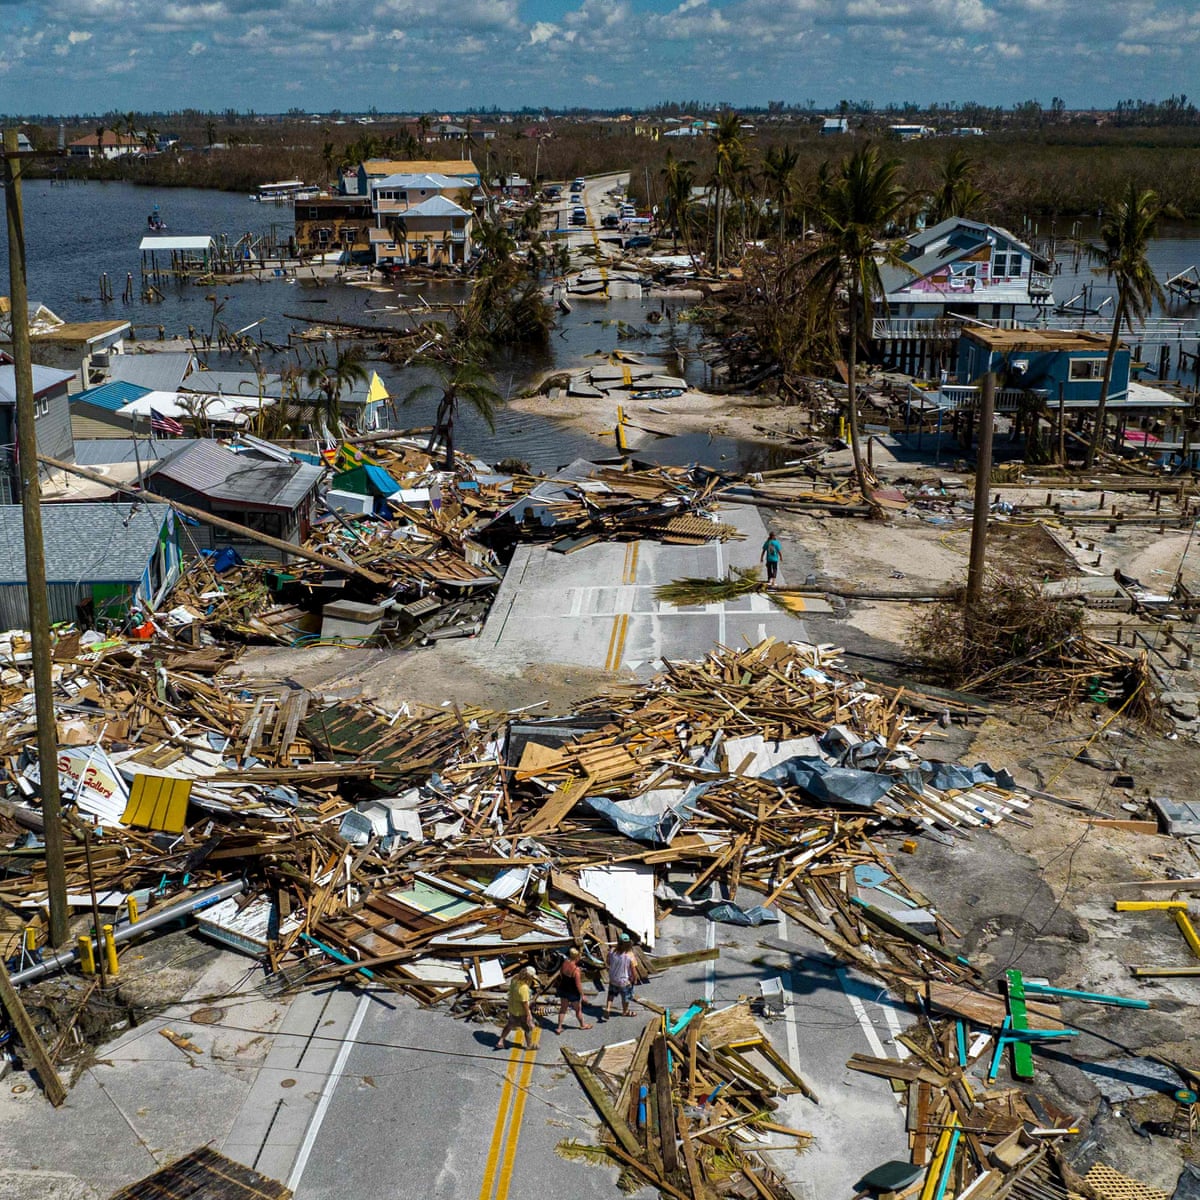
[965, 371, 996, 607]
[3, 129, 69, 947]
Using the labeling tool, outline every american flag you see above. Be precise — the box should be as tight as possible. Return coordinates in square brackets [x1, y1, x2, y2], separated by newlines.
[150, 408, 184, 436]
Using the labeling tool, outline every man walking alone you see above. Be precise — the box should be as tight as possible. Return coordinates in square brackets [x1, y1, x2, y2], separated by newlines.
[760, 530, 782, 587]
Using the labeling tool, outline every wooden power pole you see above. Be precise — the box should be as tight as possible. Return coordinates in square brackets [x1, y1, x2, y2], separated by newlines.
[3, 129, 69, 947]
[965, 371, 996, 607]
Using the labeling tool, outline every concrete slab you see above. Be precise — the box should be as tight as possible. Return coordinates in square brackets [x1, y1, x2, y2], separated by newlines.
[482, 503, 806, 675]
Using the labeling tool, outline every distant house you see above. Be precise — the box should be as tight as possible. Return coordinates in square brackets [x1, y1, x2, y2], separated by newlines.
[345, 158, 482, 198]
[0, 502, 181, 628]
[294, 195, 374, 261]
[68, 131, 147, 160]
[877, 218, 1053, 323]
[820, 117, 850, 136]
[367, 172, 475, 267]
[0, 362, 76, 502]
[144, 440, 324, 561]
[0, 299, 130, 384]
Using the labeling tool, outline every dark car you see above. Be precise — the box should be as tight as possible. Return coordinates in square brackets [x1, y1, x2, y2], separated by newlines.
[600, 213, 619, 228]
[623, 235, 653, 250]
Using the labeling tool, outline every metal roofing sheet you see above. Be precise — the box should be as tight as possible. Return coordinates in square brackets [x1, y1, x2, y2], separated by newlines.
[148, 439, 322, 510]
[72, 380, 152, 414]
[0, 502, 165, 584]
[108, 354, 194, 392]
[0, 364, 75, 404]
[138, 235, 215, 252]
[182, 370, 284, 398]
[72, 437, 199, 466]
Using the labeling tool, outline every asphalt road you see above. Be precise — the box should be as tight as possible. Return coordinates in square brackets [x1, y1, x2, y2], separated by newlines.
[280, 902, 910, 1200]
[480, 502, 818, 678]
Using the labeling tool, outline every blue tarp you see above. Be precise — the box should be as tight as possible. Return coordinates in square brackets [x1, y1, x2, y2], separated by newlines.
[583, 781, 716, 845]
[761, 756, 898, 809]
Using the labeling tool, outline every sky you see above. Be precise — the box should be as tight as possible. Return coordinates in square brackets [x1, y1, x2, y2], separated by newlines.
[0, 0, 1190, 116]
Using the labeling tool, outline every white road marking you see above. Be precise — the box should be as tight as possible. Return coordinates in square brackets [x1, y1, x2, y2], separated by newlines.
[776, 913, 803, 1075]
[837, 968, 888, 1060]
[286, 992, 370, 1191]
[704, 921, 717, 1003]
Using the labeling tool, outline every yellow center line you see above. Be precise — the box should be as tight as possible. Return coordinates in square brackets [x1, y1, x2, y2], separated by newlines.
[494, 1034, 540, 1200]
[611, 612, 630, 671]
[479, 1028, 539, 1200]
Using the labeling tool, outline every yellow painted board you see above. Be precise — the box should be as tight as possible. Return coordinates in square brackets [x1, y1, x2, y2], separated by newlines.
[1174, 911, 1200, 959]
[121, 774, 192, 834]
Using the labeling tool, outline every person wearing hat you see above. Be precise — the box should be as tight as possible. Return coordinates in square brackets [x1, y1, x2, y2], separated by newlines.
[603, 934, 639, 1020]
[554, 946, 594, 1034]
[498, 965, 538, 1049]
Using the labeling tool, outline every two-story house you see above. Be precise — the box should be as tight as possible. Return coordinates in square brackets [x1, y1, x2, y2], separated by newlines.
[878, 218, 1054, 325]
[367, 172, 475, 268]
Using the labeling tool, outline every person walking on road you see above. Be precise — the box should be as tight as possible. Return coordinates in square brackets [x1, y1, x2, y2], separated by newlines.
[603, 934, 639, 1020]
[498, 965, 538, 1049]
[555, 947, 593, 1033]
[760, 530, 782, 587]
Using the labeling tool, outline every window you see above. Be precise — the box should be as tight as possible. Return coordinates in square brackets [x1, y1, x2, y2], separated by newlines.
[1069, 358, 1107, 380]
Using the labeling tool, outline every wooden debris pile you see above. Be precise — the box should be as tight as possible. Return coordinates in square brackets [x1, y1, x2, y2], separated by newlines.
[158, 441, 747, 648]
[563, 1003, 813, 1200]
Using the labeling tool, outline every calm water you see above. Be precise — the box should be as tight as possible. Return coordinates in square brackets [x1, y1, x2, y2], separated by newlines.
[0, 180, 720, 470]
[7, 180, 1200, 467]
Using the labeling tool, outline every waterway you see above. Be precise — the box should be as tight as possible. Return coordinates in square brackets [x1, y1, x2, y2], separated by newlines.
[5, 180, 1200, 469]
[2, 180, 739, 469]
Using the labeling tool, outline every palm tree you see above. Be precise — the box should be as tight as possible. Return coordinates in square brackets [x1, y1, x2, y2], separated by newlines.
[661, 151, 695, 254]
[804, 144, 909, 496]
[404, 322, 502, 468]
[1085, 181, 1170, 467]
[305, 345, 369, 434]
[927, 149, 984, 225]
[709, 112, 745, 268]
[761, 143, 800, 244]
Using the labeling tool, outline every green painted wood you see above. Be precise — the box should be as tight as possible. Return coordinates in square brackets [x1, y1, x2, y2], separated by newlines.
[1005, 969, 1035, 1079]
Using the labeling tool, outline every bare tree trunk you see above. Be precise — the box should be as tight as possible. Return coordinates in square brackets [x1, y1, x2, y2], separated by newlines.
[1086, 292, 1126, 468]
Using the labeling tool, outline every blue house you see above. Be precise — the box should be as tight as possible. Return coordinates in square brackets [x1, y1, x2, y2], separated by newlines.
[956, 327, 1132, 407]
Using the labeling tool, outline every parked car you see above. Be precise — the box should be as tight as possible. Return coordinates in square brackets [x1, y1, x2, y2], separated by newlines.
[570, 207, 588, 226]
[623, 235, 653, 249]
[600, 213, 620, 228]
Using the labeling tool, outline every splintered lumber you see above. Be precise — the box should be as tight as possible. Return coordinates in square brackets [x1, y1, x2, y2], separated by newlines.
[37, 454, 389, 586]
[562, 1046, 643, 1159]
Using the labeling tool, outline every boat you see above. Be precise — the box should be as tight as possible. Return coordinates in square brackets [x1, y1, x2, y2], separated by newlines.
[632, 387, 685, 400]
[251, 179, 317, 204]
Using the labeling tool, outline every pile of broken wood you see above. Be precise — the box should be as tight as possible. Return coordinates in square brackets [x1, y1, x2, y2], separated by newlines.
[159, 441, 749, 647]
[0, 635, 1100, 1197]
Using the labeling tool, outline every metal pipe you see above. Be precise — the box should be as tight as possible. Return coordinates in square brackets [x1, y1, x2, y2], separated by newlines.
[10, 879, 245, 986]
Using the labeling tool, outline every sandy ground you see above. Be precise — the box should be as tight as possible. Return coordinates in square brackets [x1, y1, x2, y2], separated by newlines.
[508, 386, 818, 453]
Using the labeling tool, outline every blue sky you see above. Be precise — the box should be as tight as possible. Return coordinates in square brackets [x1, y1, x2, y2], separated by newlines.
[0, 0, 1191, 115]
